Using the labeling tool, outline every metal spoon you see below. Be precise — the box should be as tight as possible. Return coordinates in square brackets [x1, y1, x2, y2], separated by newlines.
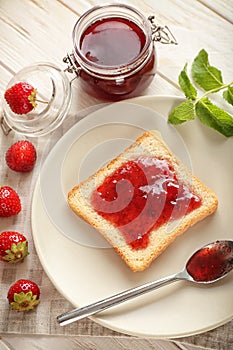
[57, 240, 233, 326]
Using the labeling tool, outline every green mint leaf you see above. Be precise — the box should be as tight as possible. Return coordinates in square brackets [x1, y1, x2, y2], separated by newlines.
[191, 49, 224, 91]
[195, 98, 233, 137]
[178, 63, 197, 100]
[168, 100, 195, 125]
[223, 86, 233, 106]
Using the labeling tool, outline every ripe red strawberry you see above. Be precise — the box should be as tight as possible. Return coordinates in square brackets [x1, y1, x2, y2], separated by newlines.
[4, 82, 37, 115]
[7, 279, 40, 311]
[5, 140, 37, 172]
[0, 231, 29, 263]
[0, 186, 21, 217]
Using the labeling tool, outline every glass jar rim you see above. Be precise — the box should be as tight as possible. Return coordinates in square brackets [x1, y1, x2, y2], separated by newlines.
[72, 3, 153, 76]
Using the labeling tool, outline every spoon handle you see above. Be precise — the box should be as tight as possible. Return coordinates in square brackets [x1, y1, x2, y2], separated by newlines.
[57, 270, 186, 326]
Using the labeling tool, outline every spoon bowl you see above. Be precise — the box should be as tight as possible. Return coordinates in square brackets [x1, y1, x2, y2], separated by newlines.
[186, 240, 233, 283]
[57, 240, 233, 326]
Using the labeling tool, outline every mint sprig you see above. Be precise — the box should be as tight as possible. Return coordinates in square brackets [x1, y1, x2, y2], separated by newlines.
[168, 49, 233, 137]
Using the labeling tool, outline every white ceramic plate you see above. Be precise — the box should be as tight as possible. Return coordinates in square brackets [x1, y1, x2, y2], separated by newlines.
[32, 96, 233, 338]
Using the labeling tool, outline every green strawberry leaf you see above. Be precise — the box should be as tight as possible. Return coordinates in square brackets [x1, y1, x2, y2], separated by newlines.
[168, 100, 195, 124]
[178, 63, 197, 100]
[223, 86, 233, 106]
[191, 49, 224, 91]
[11, 291, 40, 311]
[3, 241, 28, 263]
[195, 98, 233, 137]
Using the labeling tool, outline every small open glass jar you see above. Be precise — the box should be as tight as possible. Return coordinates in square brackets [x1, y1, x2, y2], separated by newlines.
[65, 3, 157, 101]
[1, 62, 71, 137]
[1, 63, 71, 137]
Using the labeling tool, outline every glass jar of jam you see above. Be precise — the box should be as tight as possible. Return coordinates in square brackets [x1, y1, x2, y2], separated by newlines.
[64, 4, 176, 101]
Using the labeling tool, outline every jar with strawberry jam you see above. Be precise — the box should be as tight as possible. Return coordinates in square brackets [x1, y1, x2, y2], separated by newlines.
[64, 3, 177, 101]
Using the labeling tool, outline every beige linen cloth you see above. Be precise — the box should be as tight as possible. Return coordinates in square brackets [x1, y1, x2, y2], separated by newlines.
[0, 111, 232, 350]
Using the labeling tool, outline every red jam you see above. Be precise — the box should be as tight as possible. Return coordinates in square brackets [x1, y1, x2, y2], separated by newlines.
[91, 156, 202, 250]
[187, 241, 233, 282]
[77, 17, 156, 100]
[80, 18, 146, 66]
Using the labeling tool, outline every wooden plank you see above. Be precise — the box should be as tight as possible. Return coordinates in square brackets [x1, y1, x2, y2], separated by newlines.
[1, 335, 208, 350]
[197, 0, 233, 23]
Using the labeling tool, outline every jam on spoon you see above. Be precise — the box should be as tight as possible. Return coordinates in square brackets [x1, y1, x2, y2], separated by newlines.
[57, 240, 233, 326]
[186, 240, 233, 282]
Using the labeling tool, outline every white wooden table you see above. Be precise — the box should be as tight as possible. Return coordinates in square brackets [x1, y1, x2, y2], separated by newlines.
[0, 1, 232, 349]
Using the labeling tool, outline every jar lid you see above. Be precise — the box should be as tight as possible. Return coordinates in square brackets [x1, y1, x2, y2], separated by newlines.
[1, 63, 71, 137]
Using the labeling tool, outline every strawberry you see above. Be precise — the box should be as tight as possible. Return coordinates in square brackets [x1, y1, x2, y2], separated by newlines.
[4, 82, 37, 115]
[7, 279, 40, 311]
[5, 140, 37, 172]
[0, 186, 21, 217]
[0, 231, 29, 263]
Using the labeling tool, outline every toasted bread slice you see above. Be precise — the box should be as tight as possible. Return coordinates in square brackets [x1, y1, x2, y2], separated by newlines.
[68, 130, 218, 271]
